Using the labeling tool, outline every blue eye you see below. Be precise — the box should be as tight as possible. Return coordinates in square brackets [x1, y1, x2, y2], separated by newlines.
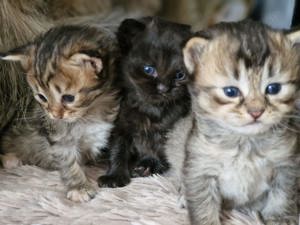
[175, 71, 186, 81]
[62, 94, 75, 103]
[265, 83, 281, 95]
[143, 65, 157, 77]
[223, 86, 240, 98]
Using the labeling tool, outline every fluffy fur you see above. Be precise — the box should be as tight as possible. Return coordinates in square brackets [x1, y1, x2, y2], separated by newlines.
[98, 17, 192, 188]
[183, 20, 300, 225]
[0, 25, 119, 202]
[0, 0, 161, 139]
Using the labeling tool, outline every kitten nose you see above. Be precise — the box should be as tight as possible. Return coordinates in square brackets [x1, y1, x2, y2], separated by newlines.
[51, 110, 64, 119]
[157, 84, 169, 93]
[248, 108, 265, 120]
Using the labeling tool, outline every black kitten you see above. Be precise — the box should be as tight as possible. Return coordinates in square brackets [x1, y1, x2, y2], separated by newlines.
[97, 17, 192, 187]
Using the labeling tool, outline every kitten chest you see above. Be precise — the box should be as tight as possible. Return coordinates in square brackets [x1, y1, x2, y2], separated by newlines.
[218, 147, 273, 207]
[80, 122, 113, 156]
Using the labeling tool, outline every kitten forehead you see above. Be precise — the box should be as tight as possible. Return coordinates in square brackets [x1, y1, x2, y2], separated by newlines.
[192, 22, 299, 89]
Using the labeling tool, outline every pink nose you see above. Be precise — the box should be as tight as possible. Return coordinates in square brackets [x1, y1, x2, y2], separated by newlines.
[248, 109, 265, 120]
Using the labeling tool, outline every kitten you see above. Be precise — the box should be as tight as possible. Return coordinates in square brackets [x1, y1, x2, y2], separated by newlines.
[0, 0, 159, 137]
[183, 20, 300, 225]
[98, 17, 192, 187]
[0, 25, 119, 202]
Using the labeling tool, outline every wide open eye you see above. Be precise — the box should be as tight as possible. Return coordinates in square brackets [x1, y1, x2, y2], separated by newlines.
[265, 83, 281, 95]
[62, 94, 75, 103]
[37, 93, 47, 103]
[143, 65, 157, 77]
[223, 86, 241, 98]
[175, 71, 186, 81]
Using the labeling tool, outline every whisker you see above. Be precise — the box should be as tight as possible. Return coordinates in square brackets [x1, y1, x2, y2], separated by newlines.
[281, 114, 300, 120]
[277, 122, 300, 134]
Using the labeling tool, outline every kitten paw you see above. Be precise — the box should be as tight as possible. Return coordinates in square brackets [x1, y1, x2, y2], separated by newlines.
[97, 174, 130, 188]
[1, 153, 22, 169]
[67, 183, 97, 202]
[132, 156, 167, 177]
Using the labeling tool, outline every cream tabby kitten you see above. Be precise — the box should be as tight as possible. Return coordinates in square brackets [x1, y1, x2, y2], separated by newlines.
[183, 20, 300, 225]
[0, 25, 119, 202]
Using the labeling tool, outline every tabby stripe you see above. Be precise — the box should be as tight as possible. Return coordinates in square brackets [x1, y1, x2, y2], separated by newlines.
[79, 83, 103, 94]
[79, 91, 103, 108]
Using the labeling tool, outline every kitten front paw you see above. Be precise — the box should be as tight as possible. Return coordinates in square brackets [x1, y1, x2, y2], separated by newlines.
[1, 153, 22, 169]
[132, 156, 167, 177]
[97, 174, 130, 188]
[67, 183, 97, 202]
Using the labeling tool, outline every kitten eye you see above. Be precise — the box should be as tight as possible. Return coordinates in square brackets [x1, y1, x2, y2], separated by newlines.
[143, 65, 157, 77]
[223, 86, 240, 98]
[175, 71, 186, 81]
[62, 94, 75, 103]
[37, 94, 47, 103]
[265, 83, 281, 95]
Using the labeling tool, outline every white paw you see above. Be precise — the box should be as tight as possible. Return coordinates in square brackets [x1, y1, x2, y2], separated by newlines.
[1, 153, 22, 169]
[67, 184, 97, 202]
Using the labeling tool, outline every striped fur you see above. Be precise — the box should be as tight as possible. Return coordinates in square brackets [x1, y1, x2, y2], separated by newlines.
[0, 25, 120, 202]
[0, 0, 160, 141]
[183, 20, 300, 225]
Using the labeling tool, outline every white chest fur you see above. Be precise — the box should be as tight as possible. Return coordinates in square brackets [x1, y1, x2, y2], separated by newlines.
[79, 122, 113, 156]
[218, 149, 272, 206]
[75, 121, 113, 155]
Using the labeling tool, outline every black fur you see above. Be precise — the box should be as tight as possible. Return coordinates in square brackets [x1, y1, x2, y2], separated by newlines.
[98, 17, 192, 187]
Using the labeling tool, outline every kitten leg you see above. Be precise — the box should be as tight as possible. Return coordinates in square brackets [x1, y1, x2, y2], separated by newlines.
[261, 167, 298, 225]
[59, 148, 97, 202]
[185, 176, 222, 225]
[97, 135, 131, 188]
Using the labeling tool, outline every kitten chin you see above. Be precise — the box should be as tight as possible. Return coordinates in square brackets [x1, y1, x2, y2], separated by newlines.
[183, 20, 300, 225]
[0, 25, 120, 202]
[98, 17, 192, 188]
[229, 122, 271, 135]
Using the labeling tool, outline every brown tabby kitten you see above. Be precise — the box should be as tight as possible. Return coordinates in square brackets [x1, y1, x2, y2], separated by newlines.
[0, 25, 119, 202]
[183, 20, 300, 225]
[0, 0, 159, 138]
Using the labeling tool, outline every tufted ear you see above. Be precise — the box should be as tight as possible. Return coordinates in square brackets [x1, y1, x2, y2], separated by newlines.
[183, 36, 208, 74]
[68, 52, 103, 74]
[0, 44, 34, 71]
[117, 18, 147, 54]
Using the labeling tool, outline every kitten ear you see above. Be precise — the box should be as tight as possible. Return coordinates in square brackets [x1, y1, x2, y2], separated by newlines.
[183, 36, 209, 74]
[69, 53, 103, 74]
[286, 30, 300, 46]
[117, 18, 146, 53]
[0, 44, 34, 71]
